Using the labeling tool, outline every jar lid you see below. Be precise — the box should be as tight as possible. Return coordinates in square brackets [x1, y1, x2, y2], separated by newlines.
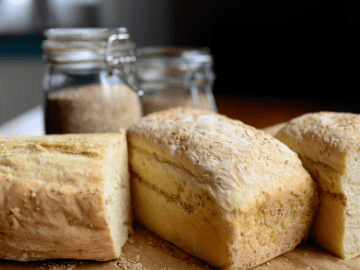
[42, 27, 135, 70]
[136, 46, 214, 84]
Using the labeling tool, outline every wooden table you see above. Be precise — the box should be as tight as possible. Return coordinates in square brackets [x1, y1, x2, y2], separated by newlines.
[1, 224, 359, 270]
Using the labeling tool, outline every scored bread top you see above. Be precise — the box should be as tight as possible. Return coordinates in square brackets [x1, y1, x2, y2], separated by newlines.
[275, 111, 360, 173]
[127, 107, 313, 216]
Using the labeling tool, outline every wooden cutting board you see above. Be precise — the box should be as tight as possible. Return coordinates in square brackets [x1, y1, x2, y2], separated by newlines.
[1, 225, 359, 270]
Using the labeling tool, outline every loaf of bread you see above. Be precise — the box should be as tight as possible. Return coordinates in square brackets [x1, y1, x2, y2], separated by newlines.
[262, 122, 286, 137]
[0, 132, 131, 261]
[126, 107, 319, 270]
[273, 111, 360, 260]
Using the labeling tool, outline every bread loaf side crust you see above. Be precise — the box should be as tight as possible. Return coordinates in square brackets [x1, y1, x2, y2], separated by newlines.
[274, 111, 360, 260]
[127, 107, 319, 269]
[0, 132, 130, 261]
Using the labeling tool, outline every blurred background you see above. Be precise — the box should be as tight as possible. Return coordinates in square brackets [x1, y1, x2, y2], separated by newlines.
[1, 0, 359, 127]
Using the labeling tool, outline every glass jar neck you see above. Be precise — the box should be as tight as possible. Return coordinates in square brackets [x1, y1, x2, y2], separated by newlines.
[42, 28, 137, 89]
[135, 46, 215, 90]
[42, 28, 136, 70]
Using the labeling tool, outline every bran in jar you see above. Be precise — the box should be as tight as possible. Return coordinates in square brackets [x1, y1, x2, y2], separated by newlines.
[46, 84, 142, 134]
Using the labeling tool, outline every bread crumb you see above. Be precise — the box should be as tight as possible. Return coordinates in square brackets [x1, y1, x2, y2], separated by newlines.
[128, 238, 135, 244]
[11, 208, 20, 215]
[266, 262, 270, 266]
[115, 257, 143, 269]
[10, 217, 20, 230]
[43, 261, 77, 270]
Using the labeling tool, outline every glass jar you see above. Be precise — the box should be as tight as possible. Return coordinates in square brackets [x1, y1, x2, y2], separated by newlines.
[42, 27, 142, 134]
[135, 46, 217, 116]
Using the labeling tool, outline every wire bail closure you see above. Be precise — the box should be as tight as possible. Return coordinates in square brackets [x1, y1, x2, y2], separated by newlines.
[183, 54, 217, 112]
[105, 30, 137, 89]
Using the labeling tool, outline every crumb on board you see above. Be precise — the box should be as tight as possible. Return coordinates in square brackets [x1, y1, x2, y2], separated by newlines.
[115, 257, 143, 270]
[41, 261, 78, 270]
[128, 238, 135, 244]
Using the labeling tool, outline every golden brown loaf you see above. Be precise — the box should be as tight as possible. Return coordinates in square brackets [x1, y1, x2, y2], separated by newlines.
[0, 132, 131, 261]
[274, 111, 360, 260]
[127, 107, 319, 270]
[262, 122, 286, 137]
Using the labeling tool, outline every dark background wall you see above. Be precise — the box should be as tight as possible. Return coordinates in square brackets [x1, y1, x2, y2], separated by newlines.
[1, 0, 360, 124]
[167, 1, 359, 105]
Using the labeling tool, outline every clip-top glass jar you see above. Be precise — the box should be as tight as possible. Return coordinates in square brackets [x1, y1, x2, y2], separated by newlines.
[135, 46, 217, 116]
[42, 27, 142, 134]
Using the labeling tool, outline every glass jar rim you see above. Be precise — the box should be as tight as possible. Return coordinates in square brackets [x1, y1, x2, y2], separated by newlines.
[136, 46, 209, 56]
[42, 28, 131, 52]
[42, 27, 135, 71]
[43, 27, 128, 42]
[136, 46, 213, 64]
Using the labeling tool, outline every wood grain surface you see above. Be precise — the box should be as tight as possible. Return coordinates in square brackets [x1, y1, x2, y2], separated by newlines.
[0, 224, 359, 270]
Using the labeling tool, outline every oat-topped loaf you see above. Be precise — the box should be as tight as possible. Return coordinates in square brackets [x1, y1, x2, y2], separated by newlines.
[127, 107, 319, 270]
[274, 111, 360, 260]
[0, 132, 130, 261]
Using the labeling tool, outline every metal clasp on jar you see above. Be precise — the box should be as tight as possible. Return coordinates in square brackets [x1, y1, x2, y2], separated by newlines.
[184, 53, 217, 113]
[105, 28, 137, 88]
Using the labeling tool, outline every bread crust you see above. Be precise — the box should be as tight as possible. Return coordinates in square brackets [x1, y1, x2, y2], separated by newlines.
[274, 111, 360, 260]
[127, 107, 319, 269]
[0, 132, 130, 261]
[275, 111, 360, 173]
